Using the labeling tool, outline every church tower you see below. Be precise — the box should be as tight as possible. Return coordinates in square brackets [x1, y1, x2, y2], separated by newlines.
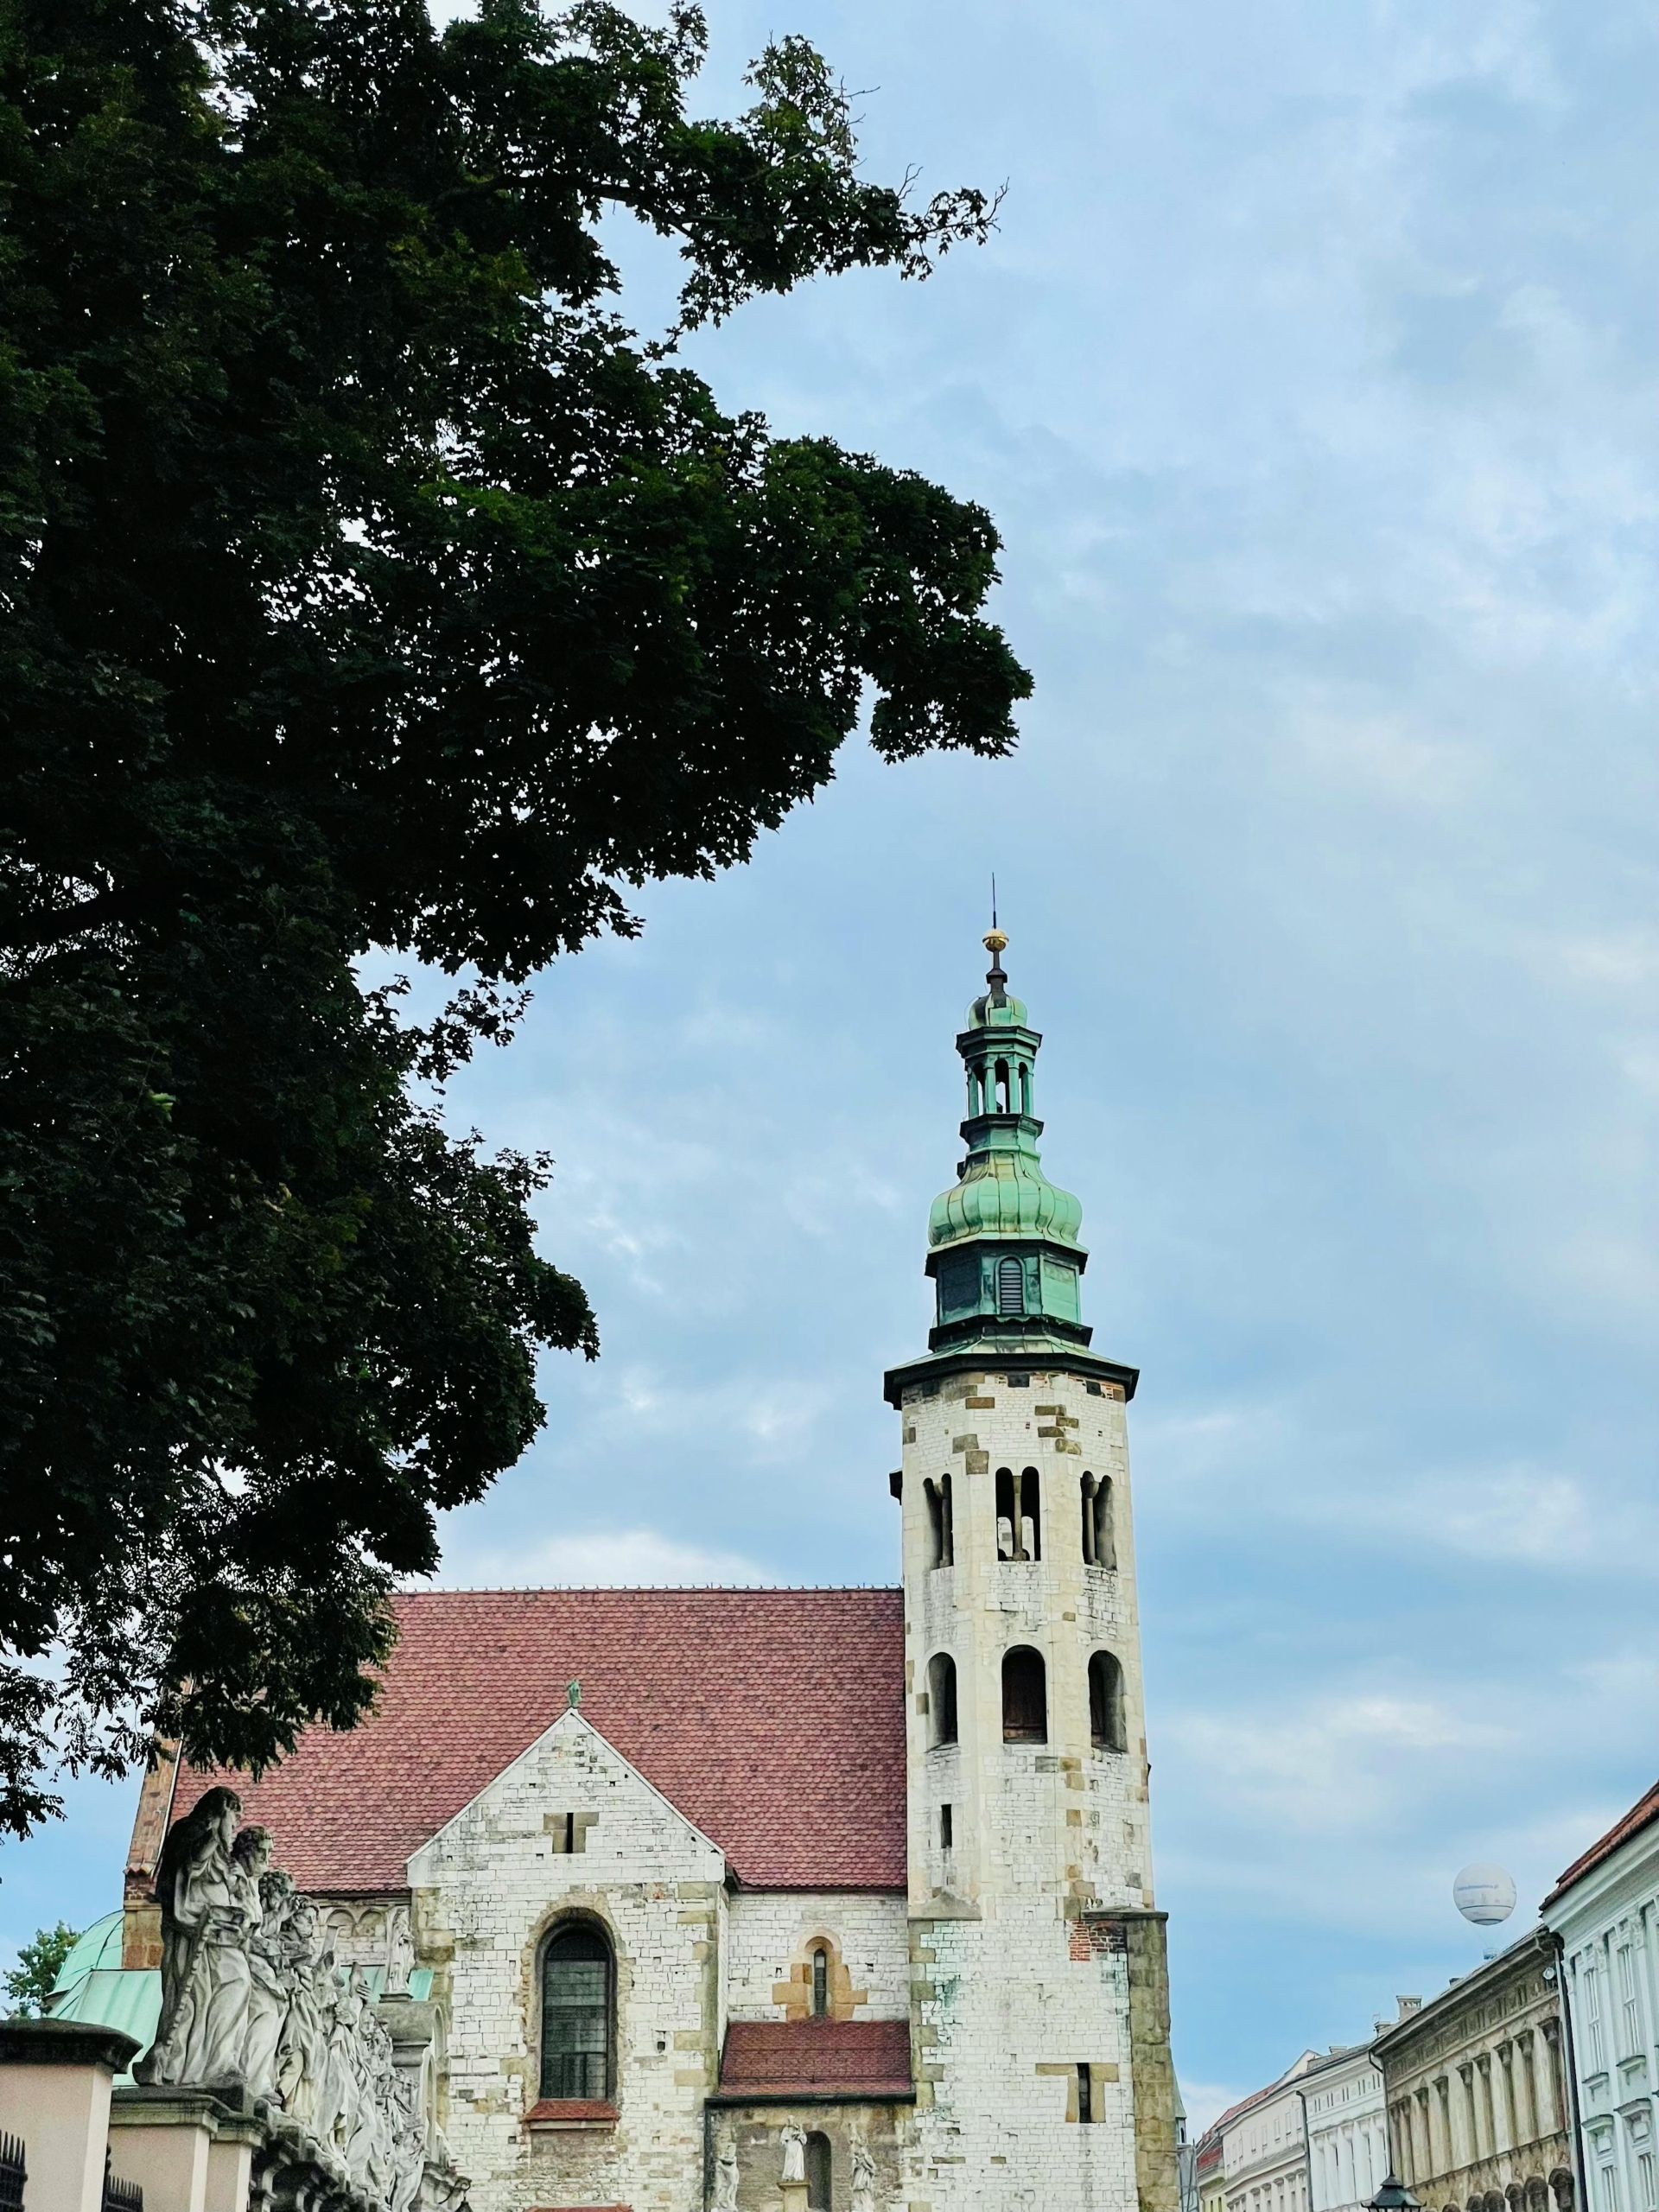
[887, 933, 1179, 2212]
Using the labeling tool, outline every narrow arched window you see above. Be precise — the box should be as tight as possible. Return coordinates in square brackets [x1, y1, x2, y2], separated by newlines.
[997, 1255, 1025, 1315]
[995, 1466, 1016, 1559]
[928, 1653, 958, 1746]
[1020, 1467, 1041, 1561]
[995, 1058, 1011, 1111]
[810, 1947, 829, 2016]
[1002, 1646, 1047, 1743]
[1083, 1474, 1116, 1569]
[806, 2132, 833, 2210]
[540, 1923, 613, 2101]
[1090, 1650, 1126, 1752]
[925, 1478, 946, 1567]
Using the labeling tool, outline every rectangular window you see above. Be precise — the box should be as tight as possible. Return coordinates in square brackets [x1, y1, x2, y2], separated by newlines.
[1619, 1944, 1643, 2055]
[1585, 1964, 1607, 2071]
[1077, 2063, 1094, 2123]
[1638, 2155, 1656, 2212]
[940, 1804, 953, 1851]
[1600, 2167, 1621, 2212]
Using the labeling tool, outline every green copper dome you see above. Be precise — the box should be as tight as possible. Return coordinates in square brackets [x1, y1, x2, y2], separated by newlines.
[929, 1153, 1084, 1249]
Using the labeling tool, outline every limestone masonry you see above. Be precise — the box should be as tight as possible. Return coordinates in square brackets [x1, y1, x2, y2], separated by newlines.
[117, 934, 1181, 2212]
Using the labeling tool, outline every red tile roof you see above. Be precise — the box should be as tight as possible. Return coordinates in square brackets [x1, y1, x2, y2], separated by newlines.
[1546, 1777, 1659, 1907]
[715, 2020, 913, 2100]
[168, 1589, 906, 1895]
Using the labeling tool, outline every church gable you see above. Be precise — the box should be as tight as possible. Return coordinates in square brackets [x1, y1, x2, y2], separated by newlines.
[412, 1706, 729, 2190]
[407, 1703, 725, 1890]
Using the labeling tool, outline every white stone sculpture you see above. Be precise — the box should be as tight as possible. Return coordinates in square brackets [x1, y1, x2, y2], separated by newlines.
[713, 2126, 741, 2211]
[851, 2135, 877, 2212]
[243, 1865, 294, 2100]
[780, 2122, 808, 2186]
[140, 1799, 459, 2212]
[385, 1905, 416, 1995]
[137, 1784, 251, 2088]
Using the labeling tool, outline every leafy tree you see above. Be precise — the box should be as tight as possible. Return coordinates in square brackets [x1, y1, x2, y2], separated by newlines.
[3, 1921, 79, 2015]
[0, 0, 1030, 1835]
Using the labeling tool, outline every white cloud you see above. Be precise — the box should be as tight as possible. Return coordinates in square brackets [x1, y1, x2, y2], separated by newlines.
[426, 1528, 775, 1589]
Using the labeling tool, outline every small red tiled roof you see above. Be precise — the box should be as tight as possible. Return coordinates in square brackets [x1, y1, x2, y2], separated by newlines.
[716, 2019, 913, 2099]
[169, 1589, 904, 1893]
[1546, 1777, 1659, 1907]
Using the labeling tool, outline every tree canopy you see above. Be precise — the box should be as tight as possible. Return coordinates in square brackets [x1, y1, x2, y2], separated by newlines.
[0, 0, 1029, 1836]
[3, 1920, 77, 2013]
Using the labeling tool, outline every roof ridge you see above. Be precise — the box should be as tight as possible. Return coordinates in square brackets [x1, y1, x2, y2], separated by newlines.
[393, 1584, 905, 1595]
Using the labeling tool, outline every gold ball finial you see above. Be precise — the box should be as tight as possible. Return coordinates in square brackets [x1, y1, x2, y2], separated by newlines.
[983, 929, 1008, 957]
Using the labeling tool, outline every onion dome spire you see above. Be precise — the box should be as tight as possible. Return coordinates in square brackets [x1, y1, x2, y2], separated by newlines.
[921, 929, 1089, 1356]
[884, 930, 1138, 1403]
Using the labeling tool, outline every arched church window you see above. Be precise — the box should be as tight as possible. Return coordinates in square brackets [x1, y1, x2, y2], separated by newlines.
[1002, 1646, 1047, 1743]
[811, 1947, 830, 2016]
[995, 1058, 1012, 1111]
[1089, 1650, 1126, 1751]
[925, 1475, 954, 1567]
[927, 1652, 958, 1745]
[1082, 1474, 1116, 1569]
[806, 2132, 833, 2209]
[1020, 1467, 1041, 1561]
[997, 1255, 1025, 1315]
[540, 1923, 613, 2101]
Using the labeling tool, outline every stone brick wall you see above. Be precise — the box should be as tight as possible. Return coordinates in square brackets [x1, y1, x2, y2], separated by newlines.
[725, 1893, 910, 2021]
[408, 1707, 728, 2212]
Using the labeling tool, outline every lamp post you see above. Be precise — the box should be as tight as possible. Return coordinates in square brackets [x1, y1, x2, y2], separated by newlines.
[1367, 2179, 1424, 2212]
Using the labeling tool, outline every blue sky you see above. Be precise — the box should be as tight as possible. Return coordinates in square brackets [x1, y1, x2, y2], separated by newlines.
[7, 0, 1659, 2131]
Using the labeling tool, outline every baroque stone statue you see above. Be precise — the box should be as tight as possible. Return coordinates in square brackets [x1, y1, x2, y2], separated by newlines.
[780, 2121, 808, 2186]
[713, 2125, 741, 2211]
[139, 1796, 465, 2212]
[851, 2134, 877, 2212]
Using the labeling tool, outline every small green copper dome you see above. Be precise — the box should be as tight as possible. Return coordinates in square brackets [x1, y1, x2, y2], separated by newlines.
[965, 928, 1028, 1028]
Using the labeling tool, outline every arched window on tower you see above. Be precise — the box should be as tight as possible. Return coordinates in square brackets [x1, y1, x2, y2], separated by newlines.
[1081, 1474, 1116, 1569]
[925, 1475, 954, 1567]
[1020, 1467, 1041, 1561]
[1089, 1650, 1127, 1752]
[810, 1947, 830, 2017]
[540, 1923, 613, 2101]
[1002, 1646, 1047, 1743]
[997, 1255, 1026, 1315]
[927, 1652, 958, 1746]
[995, 1058, 1012, 1112]
[806, 2133, 833, 2210]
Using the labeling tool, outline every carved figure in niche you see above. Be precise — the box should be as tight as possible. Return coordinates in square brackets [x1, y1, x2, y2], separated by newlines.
[137, 1784, 243, 2084]
[851, 2133, 878, 2212]
[712, 2126, 741, 2212]
[780, 2122, 808, 2185]
[385, 1905, 416, 1995]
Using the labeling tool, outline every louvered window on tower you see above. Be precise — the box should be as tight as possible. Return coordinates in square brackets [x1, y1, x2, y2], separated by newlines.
[998, 1255, 1026, 1314]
